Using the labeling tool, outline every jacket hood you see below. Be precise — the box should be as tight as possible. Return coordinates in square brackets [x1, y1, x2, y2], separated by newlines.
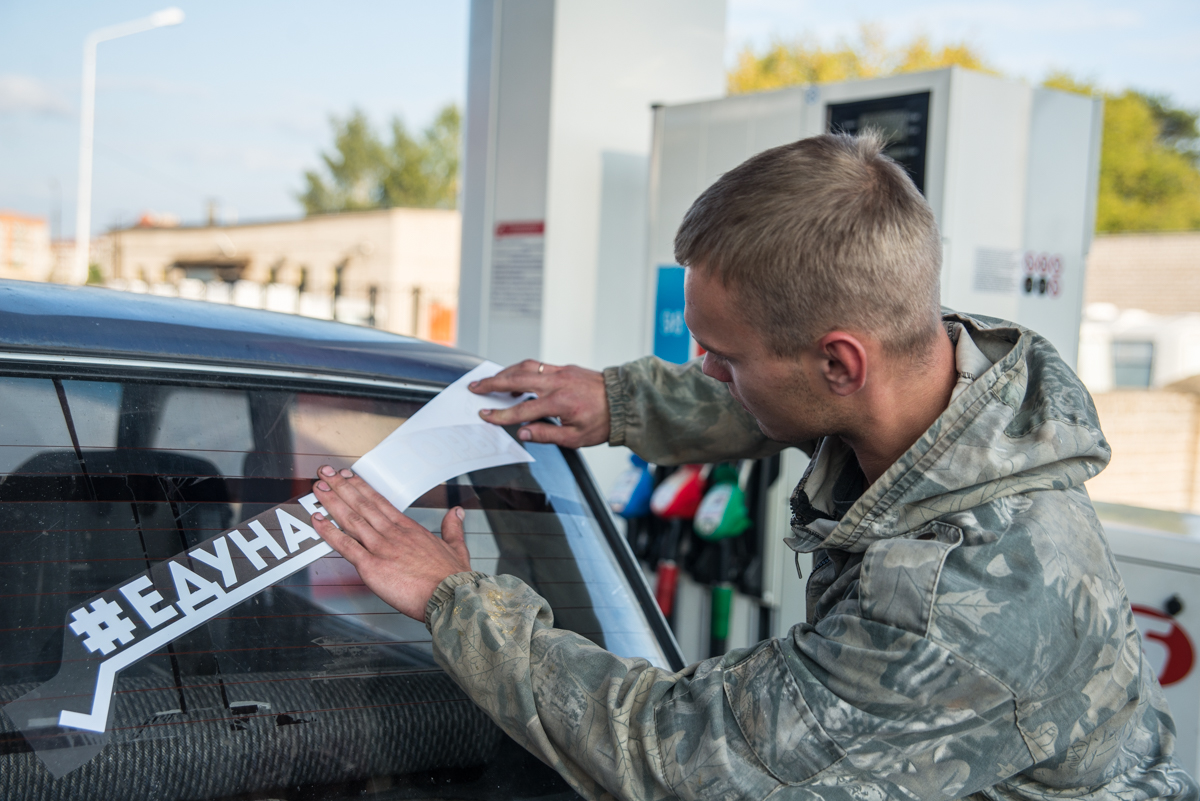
[786, 312, 1111, 554]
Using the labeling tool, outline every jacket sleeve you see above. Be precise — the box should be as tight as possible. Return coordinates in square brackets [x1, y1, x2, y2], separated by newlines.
[426, 571, 680, 801]
[425, 572, 1041, 801]
[604, 356, 792, 465]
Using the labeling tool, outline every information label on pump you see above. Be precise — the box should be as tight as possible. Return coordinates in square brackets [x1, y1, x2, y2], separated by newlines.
[491, 220, 545, 319]
[654, 265, 690, 364]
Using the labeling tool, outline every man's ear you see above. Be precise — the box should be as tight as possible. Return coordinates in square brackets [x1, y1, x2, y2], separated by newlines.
[817, 332, 868, 397]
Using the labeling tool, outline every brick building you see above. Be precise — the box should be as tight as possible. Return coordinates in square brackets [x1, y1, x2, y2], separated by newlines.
[1086, 389, 1200, 512]
[1086, 233, 1200, 316]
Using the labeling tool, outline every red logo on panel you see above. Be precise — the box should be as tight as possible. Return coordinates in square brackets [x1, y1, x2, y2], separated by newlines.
[1133, 605, 1196, 687]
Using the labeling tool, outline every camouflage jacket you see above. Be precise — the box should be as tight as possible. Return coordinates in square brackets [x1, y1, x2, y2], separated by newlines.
[425, 312, 1199, 801]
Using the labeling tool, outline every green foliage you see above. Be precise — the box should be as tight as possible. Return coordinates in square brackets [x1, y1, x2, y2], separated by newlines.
[381, 105, 461, 209]
[1143, 94, 1200, 163]
[299, 110, 387, 213]
[299, 104, 460, 215]
[1041, 71, 1097, 97]
[1098, 92, 1200, 232]
[728, 25, 995, 94]
[1044, 72, 1200, 232]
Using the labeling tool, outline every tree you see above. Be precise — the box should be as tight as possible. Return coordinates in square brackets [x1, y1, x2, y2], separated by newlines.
[298, 104, 460, 215]
[381, 104, 460, 209]
[728, 25, 995, 94]
[1044, 73, 1200, 232]
[299, 110, 388, 214]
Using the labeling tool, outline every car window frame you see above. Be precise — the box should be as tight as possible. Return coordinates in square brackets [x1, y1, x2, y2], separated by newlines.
[0, 351, 686, 673]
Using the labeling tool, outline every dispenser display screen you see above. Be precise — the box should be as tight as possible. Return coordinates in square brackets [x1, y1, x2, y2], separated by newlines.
[828, 92, 930, 194]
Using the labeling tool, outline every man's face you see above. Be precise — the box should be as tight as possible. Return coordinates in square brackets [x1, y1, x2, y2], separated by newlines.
[684, 268, 834, 444]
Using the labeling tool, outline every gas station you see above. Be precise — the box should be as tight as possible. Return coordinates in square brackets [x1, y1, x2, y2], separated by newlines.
[6, 3, 1200, 797]
[454, 0, 1200, 778]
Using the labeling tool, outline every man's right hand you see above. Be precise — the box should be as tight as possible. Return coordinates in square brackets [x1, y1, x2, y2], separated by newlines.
[470, 359, 610, 449]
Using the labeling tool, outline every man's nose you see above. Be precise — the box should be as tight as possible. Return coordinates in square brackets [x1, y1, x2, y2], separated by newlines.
[702, 352, 731, 383]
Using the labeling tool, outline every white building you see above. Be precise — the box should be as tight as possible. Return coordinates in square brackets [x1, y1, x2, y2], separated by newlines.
[1079, 304, 1200, 392]
[1078, 233, 1200, 392]
[0, 210, 53, 283]
[96, 208, 461, 343]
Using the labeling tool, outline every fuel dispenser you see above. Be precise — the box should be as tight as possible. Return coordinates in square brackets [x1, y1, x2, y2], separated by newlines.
[640, 67, 1104, 664]
[645, 66, 1104, 368]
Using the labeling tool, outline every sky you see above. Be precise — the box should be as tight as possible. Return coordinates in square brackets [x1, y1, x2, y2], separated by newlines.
[1, 0, 1197, 238]
[727, 0, 1200, 104]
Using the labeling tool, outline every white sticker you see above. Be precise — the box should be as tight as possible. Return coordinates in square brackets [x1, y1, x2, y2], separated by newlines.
[972, 247, 1021, 294]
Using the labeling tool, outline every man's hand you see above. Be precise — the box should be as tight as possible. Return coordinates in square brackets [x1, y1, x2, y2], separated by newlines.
[471, 359, 609, 448]
[310, 466, 472, 621]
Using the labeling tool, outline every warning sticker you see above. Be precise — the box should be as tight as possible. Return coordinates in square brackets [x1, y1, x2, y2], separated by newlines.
[490, 220, 544, 319]
[1021, 251, 1063, 298]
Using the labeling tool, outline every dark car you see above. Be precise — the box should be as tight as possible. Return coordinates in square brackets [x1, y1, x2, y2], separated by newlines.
[0, 279, 682, 800]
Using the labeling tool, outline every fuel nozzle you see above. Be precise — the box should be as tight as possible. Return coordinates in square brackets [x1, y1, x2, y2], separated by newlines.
[649, 464, 708, 620]
[694, 461, 754, 656]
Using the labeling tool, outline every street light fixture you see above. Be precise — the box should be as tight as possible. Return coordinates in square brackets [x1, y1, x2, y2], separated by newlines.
[71, 7, 185, 285]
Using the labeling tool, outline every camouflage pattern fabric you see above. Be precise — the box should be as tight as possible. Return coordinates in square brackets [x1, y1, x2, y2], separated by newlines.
[604, 355, 790, 465]
[426, 312, 1199, 801]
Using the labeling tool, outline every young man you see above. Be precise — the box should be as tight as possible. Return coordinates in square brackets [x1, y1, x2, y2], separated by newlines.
[311, 133, 1197, 800]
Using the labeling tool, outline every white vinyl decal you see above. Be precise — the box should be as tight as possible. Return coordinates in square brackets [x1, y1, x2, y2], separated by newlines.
[59, 498, 332, 732]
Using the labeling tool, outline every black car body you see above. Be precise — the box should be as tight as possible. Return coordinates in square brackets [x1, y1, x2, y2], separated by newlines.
[0, 280, 681, 800]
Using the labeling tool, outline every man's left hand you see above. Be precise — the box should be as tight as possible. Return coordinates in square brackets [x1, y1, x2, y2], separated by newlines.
[311, 466, 472, 621]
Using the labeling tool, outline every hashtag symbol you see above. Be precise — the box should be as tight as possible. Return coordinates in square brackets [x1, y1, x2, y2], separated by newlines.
[68, 598, 138, 655]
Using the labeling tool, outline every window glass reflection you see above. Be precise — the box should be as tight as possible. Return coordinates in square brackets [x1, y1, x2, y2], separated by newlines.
[0, 373, 663, 800]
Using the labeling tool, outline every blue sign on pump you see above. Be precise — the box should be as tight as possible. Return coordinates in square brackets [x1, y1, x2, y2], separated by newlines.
[654, 265, 689, 364]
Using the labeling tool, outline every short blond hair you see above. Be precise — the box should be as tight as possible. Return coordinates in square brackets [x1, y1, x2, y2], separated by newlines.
[674, 132, 943, 357]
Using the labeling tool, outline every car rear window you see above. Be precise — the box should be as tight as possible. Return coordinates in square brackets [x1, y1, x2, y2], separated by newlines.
[0, 373, 669, 800]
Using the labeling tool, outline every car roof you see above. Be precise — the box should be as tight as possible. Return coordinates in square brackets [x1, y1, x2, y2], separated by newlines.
[0, 280, 480, 386]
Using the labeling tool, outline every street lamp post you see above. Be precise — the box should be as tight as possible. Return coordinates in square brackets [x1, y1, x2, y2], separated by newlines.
[72, 7, 184, 285]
